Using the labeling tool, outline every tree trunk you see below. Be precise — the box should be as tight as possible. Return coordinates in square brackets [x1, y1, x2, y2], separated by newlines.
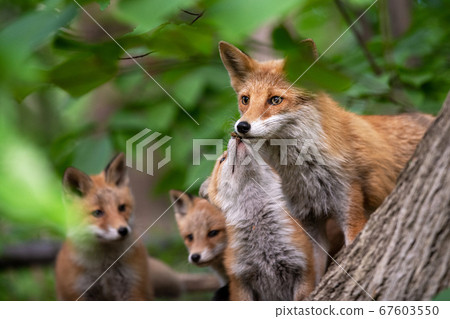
[388, 0, 412, 38]
[309, 93, 450, 301]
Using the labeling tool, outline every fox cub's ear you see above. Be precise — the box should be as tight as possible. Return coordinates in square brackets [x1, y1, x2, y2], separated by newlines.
[219, 41, 254, 90]
[63, 167, 93, 197]
[170, 190, 193, 217]
[105, 153, 129, 186]
[199, 177, 210, 200]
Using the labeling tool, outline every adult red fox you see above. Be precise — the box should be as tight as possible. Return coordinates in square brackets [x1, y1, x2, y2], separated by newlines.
[218, 41, 434, 280]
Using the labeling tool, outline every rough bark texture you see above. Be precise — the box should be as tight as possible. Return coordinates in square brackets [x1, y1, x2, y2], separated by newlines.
[310, 93, 450, 301]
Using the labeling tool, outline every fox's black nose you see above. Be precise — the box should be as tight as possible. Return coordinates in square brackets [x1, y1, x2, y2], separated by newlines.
[236, 121, 251, 134]
[191, 254, 201, 263]
[118, 227, 129, 237]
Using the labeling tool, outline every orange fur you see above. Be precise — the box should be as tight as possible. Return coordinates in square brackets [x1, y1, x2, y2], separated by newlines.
[219, 41, 435, 245]
[55, 154, 154, 301]
[171, 190, 228, 281]
[288, 218, 316, 300]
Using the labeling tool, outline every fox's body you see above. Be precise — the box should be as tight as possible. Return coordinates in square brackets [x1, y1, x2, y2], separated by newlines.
[56, 239, 151, 300]
[219, 41, 434, 281]
[205, 137, 315, 301]
[171, 191, 228, 284]
[56, 153, 153, 301]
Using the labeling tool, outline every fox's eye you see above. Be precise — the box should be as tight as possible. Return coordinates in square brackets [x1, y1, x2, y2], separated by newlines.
[241, 95, 249, 105]
[186, 234, 193, 242]
[92, 209, 104, 218]
[118, 204, 126, 212]
[269, 96, 283, 105]
[208, 230, 219, 237]
[219, 157, 226, 164]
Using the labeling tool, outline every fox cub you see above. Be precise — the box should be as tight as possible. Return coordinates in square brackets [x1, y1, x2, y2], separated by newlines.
[204, 136, 315, 301]
[171, 190, 228, 285]
[219, 41, 434, 280]
[56, 153, 153, 301]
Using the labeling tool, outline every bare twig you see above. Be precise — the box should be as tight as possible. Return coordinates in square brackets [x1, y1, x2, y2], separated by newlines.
[181, 10, 204, 25]
[118, 51, 153, 60]
[334, 0, 383, 75]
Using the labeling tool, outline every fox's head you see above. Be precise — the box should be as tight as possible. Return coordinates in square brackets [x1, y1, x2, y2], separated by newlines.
[170, 190, 226, 267]
[219, 41, 315, 139]
[63, 153, 134, 243]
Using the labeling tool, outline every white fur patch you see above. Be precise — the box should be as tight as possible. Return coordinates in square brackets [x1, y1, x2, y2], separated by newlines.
[88, 225, 131, 242]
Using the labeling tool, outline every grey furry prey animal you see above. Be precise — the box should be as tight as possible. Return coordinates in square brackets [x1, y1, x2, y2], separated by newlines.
[204, 136, 315, 300]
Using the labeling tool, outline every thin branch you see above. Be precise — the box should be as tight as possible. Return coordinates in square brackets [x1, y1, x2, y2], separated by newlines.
[181, 10, 204, 25]
[118, 51, 153, 60]
[334, 0, 383, 75]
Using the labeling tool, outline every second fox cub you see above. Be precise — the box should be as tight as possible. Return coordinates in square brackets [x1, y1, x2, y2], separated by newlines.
[204, 137, 315, 300]
[56, 153, 153, 301]
[219, 41, 434, 280]
[171, 190, 228, 284]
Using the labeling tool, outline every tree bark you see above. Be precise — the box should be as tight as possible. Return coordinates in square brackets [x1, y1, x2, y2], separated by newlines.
[309, 93, 450, 301]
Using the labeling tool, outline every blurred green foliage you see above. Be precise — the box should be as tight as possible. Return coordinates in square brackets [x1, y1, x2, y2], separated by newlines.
[0, 0, 449, 300]
[433, 287, 450, 301]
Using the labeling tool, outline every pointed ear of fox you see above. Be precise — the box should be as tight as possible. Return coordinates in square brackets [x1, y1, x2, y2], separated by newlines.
[63, 167, 93, 197]
[219, 41, 255, 90]
[105, 153, 129, 186]
[170, 190, 193, 218]
[199, 177, 210, 200]
[300, 38, 318, 60]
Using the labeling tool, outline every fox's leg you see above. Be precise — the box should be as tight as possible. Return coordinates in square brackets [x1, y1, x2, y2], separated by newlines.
[294, 266, 316, 300]
[302, 219, 329, 285]
[127, 253, 154, 301]
[129, 284, 153, 301]
[343, 181, 367, 245]
[228, 276, 252, 301]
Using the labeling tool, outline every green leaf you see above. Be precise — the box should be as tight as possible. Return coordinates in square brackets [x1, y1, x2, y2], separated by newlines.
[96, 0, 110, 10]
[147, 102, 179, 132]
[405, 89, 425, 108]
[115, 0, 197, 35]
[205, 0, 300, 41]
[433, 287, 450, 301]
[346, 74, 391, 97]
[109, 112, 150, 131]
[173, 70, 207, 109]
[0, 101, 73, 236]
[0, 4, 77, 93]
[71, 135, 114, 174]
[399, 72, 433, 87]
[0, 4, 76, 53]
[272, 25, 297, 52]
[49, 54, 118, 97]
[149, 23, 214, 58]
[285, 50, 352, 92]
